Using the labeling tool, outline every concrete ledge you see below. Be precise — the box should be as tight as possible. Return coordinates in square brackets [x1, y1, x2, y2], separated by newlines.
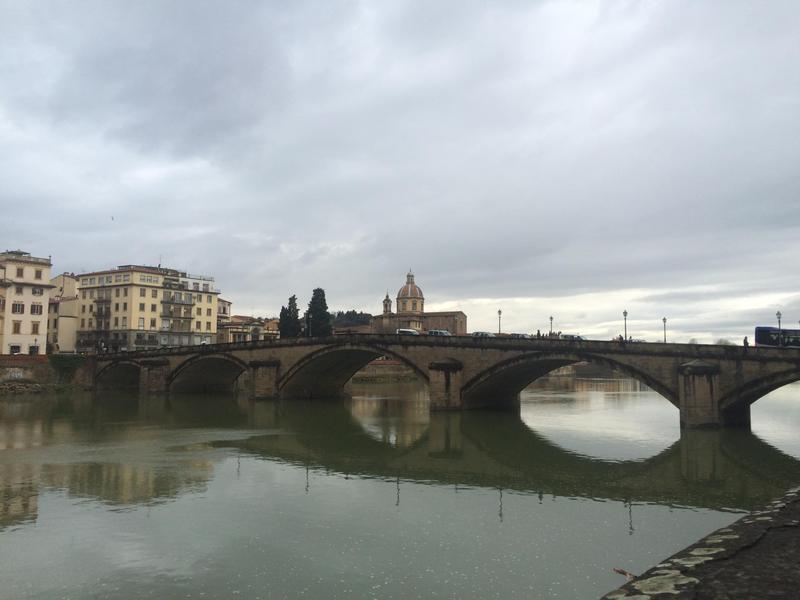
[601, 486, 800, 599]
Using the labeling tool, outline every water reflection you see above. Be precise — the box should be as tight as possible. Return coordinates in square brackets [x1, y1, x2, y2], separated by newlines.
[346, 381, 430, 448]
[521, 376, 680, 461]
[1, 382, 800, 599]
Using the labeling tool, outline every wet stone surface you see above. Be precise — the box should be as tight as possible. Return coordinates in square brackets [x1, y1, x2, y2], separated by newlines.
[602, 486, 800, 599]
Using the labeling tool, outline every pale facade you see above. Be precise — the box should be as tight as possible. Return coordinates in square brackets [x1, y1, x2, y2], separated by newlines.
[217, 315, 279, 344]
[75, 265, 220, 352]
[47, 273, 80, 353]
[0, 251, 53, 355]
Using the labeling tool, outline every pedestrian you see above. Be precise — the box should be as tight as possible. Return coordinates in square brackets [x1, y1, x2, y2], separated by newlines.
[743, 336, 749, 349]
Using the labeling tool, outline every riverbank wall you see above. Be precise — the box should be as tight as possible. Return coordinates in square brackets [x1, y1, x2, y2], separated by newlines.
[601, 485, 800, 599]
[0, 355, 92, 394]
[350, 359, 419, 383]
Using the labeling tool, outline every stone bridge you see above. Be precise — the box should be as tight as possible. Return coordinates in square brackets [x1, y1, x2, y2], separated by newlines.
[91, 334, 800, 429]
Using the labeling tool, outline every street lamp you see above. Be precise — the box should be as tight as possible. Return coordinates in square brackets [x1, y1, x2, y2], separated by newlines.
[623, 310, 628, 340]
[498, 309, 502, 335]
[776, 311, 782, 345]
[549, 315, 553, 334]
[662, 317, 667, 343]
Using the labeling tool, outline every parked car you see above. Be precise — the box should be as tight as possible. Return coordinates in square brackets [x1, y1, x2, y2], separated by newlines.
[560, 334, 584, 341]
[427, 329, 452, 336]
[472, 331, 495, 338]
[509, 333, 530, 339]
[396, 328, 420, 336]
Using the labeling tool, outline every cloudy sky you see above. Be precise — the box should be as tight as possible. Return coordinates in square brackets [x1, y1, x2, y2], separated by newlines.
[1, 0, 798, 341]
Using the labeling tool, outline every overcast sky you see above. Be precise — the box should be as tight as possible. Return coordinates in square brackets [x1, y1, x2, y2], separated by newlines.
[1, 1, 798, 341]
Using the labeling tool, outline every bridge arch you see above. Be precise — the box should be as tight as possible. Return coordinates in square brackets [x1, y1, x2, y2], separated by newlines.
[719, 368, 800, 424]
[279, 343, 429, 399]
[461, 351, 678, 409]
[168, 353, 250, 394]
[96, 360, 141, 390]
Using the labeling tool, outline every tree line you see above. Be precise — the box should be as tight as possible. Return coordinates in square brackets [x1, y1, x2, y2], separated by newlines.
[278, 290, 373, 338]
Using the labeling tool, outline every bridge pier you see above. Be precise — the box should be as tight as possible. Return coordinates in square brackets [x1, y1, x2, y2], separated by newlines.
[428, 360, 463, 410]
[138, 359, 170, 394]
[249, 360, 280, 400]
[677, 360, 750, 429]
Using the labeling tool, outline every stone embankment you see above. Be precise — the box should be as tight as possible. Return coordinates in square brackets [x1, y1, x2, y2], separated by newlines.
[0, 355, 91, 395]
[602, 486, 800, 599]
[350, 359, 419, 383]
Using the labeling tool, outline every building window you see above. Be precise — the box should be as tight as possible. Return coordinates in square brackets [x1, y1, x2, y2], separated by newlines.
[138, 317, 145, 330]
[196, 307, 201, 315]
[139, 303, 145, 311]
[32, 287, 43, 296]
[31, 322, 40, 335]
[195, 321, 201, 330]
[150, 304, 156, 312]
[206, 308, 212, 316]
[150, 318, 156, 329]
[114, 303, 119, 311]
[412, 301, 417, 311]
[89, 304, 94, 313]
[207, 295, 212, 303]
[11, 302, 24, 314]
[151, 289, 158, 298]
[34, 269, 42, 280]
[115, 288, 120, 297]
[123, 287, 128, 297]
[193, 283, 199, 291]
[16, 267, 23, 277]
[89, 289, 94, 299]
[88, 319, 93, 328]
[114, 317, 119, 327]
[401, 301, 407, 311]
[31, 304, 43, 315]
[15, 286, 23, 295]
[10, 345, 20, 354]
[206, 321, 211, 331]
[12, 321, 21, 334]
[81, 318, 85, 328]
[81, 290, 86, 299]
[122, 316, 127, 328]
[139, 288, 146, 297]
[123, 302, 127, 310]
[81, 305, 86, 313]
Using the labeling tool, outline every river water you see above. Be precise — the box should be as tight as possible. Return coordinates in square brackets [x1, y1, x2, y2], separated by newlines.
[1, 378, 799, 599]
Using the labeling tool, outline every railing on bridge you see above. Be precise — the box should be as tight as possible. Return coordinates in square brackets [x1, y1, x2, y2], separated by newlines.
[91, 332, 799, 362]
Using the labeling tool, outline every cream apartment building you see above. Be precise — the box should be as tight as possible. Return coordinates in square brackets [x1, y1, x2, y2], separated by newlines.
[75, 265, 220, 352]
[0, 251, 53, 355]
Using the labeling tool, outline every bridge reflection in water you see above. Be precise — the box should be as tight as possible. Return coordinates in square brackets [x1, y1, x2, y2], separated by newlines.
[217, 387, 800, 513]
[2, 382, 799, 536]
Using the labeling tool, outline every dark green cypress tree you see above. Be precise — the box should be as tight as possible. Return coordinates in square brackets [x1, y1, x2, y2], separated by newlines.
[306, 288, 332, 337]
[279, 295, 302, 338]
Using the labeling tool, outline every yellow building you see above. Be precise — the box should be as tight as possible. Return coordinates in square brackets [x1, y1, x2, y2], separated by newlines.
[75, 265, 220, 352]
[48, 273, 80, 353]
[0, 250, 53, 355]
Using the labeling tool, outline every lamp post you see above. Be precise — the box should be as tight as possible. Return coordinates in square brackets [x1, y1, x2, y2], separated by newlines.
[776, 311, 782, 345]
[549, 315, 553, 334]
[662, 317, 667, 343]
[498, 309, 502, 335]
[623, 310, 628, 340]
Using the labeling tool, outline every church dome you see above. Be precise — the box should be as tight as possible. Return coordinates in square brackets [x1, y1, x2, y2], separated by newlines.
[397, 271, 423, 299]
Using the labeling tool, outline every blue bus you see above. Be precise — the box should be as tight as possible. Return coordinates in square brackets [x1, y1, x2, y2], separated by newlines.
[754, 326, 800, 348]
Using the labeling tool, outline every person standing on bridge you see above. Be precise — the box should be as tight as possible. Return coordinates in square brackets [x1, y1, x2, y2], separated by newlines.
[743, 336, 749, 350]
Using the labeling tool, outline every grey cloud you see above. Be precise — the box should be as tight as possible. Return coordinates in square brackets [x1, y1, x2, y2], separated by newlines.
[0, 0, 798, 340]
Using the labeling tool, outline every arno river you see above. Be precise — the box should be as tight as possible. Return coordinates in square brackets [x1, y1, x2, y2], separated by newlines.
[1, 376, 799, 599]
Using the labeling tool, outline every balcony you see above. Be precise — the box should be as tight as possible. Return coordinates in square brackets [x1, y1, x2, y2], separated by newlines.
[162, 297, 194, 305]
